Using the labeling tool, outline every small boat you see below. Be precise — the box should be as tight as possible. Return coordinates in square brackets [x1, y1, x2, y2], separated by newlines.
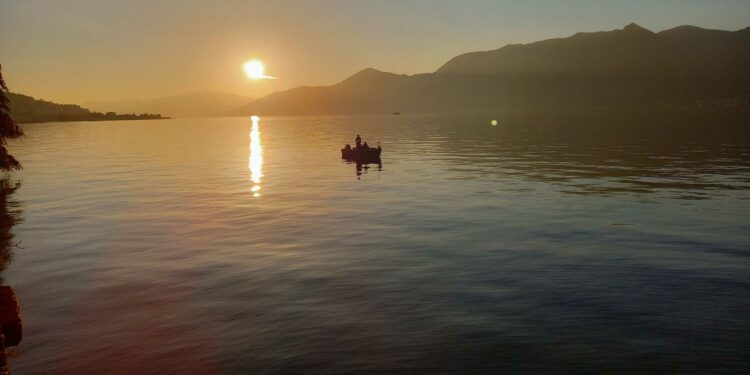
[341, 147, 382, 160]
[392, 112, 401, 115]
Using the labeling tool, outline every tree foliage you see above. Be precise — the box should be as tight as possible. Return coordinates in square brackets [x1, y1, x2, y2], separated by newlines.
[0, 65, 24, 171]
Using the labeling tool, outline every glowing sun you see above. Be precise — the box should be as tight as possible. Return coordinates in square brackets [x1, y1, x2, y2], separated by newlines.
[244, 60, 273, 80]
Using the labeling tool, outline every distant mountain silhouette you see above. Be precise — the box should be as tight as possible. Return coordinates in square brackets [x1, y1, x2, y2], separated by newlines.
[233, 23, 750, 115]
[86, 91, 250, 118]
[436, 23, 671, 76]
[8, 93, 165, 123]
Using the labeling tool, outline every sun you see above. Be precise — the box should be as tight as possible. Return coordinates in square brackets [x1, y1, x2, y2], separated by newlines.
[244, 60, 268, 80]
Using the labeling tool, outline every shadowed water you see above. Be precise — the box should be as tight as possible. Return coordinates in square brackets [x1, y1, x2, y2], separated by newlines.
[4, 110, 750, 373]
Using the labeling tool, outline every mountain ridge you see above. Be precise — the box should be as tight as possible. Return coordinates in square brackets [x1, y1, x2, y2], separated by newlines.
[232, 23, 750, 116]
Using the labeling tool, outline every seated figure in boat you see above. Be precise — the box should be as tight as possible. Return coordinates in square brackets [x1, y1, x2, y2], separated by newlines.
[362, 141, 369, 150]
[344, 144, 352, 151]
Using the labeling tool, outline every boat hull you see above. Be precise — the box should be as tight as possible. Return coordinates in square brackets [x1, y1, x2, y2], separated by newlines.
[341, 148, 382, 160]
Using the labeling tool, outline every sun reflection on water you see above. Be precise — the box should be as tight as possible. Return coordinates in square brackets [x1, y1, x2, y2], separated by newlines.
[249, 115, 263, 197]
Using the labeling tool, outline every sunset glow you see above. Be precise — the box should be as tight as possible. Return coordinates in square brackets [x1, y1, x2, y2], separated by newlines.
[244, 60, 273, 80]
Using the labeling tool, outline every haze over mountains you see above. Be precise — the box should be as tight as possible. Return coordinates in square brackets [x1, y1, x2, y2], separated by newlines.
[8, 90, 248, 123]
[233, 23, 750, 116]
[85, 91, 250, 118]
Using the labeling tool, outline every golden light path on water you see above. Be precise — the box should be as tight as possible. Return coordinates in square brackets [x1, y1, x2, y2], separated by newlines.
[249, 115, 263, 197]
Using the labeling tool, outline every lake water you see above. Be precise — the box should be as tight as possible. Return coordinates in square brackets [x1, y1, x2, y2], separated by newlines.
[4, 111, 750, 373]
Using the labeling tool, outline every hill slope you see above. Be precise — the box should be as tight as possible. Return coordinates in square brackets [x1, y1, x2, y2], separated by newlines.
[233, 23, 750, 115]
[8, 93, 164, 123]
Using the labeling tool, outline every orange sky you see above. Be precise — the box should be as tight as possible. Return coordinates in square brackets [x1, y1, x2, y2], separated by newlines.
[1, 0, 749, 104]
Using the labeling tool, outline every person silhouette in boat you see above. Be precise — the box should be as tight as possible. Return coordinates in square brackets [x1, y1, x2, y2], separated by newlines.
[363, 141, 369, 149]
[355, 134, 362, 149]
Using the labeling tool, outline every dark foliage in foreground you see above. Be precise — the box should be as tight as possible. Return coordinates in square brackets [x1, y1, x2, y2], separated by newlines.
[0, 66, 24, 171]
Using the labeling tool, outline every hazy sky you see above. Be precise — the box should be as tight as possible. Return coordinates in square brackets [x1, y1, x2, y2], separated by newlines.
[1, 0, 749, 104]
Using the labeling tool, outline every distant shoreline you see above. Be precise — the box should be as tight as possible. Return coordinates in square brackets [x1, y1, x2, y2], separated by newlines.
[8, 92, 167, 124]
[230, 103, 750, 119]
[19, 104, 745, 128]
[16, 116, 171, 125]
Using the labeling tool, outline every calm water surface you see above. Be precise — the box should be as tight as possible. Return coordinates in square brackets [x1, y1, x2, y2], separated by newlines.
[4, 112, 750, 373]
